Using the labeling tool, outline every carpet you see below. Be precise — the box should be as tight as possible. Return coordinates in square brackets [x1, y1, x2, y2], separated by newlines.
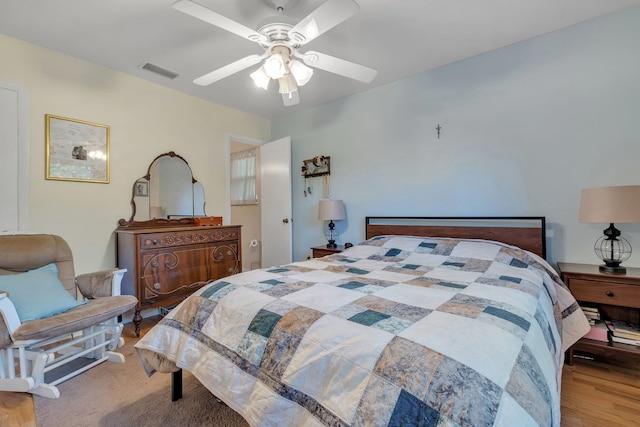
[34, 337, 249, 427]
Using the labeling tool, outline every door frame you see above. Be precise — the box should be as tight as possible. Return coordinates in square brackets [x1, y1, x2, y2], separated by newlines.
[0, 80, 30, 231]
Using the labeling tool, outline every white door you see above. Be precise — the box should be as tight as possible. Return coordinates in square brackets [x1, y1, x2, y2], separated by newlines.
[261, 137, 292, 267]
[0, 82, 29, 232]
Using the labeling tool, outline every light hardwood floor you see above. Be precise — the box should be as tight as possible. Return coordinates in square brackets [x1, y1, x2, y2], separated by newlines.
[2, 320, 640, 426]
[561, 355, 640, 426]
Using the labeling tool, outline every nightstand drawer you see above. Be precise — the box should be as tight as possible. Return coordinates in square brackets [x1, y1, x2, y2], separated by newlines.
[311, 245, 345, 258]
[568, 278, 640, 309]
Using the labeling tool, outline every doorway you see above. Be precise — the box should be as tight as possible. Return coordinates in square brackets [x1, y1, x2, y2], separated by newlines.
[226, 134, 293, 270]
[0, 81, 29, 232]
[228, 136, 262, 272]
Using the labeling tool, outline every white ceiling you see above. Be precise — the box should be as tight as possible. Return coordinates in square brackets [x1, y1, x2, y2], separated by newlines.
[2, 0, 639, 120]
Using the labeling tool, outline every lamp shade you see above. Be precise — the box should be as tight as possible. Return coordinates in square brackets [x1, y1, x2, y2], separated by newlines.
[318, 199, 346, 221]
[579, 185, 640, 223]
[278, 73, 298, 94]
[289, 59, 313, 86]
[264, 53, 287, 79]
[250, 66, 270, 90]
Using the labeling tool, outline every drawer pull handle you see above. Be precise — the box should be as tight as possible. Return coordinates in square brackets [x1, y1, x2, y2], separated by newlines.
[153, 282, 161, 291]
[606, 291, 614, 297]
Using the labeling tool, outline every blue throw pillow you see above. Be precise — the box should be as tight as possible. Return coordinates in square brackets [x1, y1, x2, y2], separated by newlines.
[0, 263, 83, 322]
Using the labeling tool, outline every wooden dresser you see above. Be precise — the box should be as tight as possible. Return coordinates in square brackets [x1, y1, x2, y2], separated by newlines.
[116, 225, 241, 335]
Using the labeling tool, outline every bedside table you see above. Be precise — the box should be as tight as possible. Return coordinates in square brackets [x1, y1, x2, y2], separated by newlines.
[557, 262, 640, 365]
[311, 245, 345, 258]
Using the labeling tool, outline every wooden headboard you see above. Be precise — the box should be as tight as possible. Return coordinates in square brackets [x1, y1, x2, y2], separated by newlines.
[365, 216, 546, 259]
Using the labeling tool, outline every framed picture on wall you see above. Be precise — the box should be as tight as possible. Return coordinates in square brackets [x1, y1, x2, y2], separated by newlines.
[45, 114, 110, 183]
[301, 155, 330, 177]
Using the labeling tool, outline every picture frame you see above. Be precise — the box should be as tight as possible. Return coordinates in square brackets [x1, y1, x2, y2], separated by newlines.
[301, 155, 330, 177]
[45, 114, 110, 183]
[134, 180, 149, 197]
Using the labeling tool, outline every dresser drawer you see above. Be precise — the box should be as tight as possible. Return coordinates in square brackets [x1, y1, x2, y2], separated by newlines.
[139, 241, 239, 305]
[139, 228, 240, 249]
[568, 278, 640, 309]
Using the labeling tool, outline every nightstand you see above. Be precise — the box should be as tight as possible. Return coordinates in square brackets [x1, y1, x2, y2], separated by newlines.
[311, 245, 345, 258]
[557, 262, 640, 365]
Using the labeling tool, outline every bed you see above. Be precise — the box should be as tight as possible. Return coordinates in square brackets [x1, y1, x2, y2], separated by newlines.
[135, 216, 590, 426]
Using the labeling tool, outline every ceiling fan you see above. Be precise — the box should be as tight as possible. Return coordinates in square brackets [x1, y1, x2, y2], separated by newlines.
[172, 0, 378, 106]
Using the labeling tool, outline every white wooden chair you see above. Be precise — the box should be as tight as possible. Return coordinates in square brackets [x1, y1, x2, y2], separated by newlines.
[0, 234, 137, 398]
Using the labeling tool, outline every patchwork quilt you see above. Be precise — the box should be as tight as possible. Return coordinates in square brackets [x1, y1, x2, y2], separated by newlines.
[136, 236, 590, 427]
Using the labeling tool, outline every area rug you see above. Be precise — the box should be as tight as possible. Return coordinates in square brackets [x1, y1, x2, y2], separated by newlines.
[34, 337, 249, 427]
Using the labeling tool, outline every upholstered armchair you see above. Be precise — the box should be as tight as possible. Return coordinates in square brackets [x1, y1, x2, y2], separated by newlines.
[0, 234, 137, 398]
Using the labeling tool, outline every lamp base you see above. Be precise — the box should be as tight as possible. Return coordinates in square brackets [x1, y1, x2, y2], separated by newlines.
[599, 264, 627, 275]
[594, 223, 631, 276]
[325, 220, 337, 249]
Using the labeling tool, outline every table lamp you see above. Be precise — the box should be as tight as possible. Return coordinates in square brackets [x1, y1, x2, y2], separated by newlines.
[579, 185, 640, 274]
[318, 199, 346, 248]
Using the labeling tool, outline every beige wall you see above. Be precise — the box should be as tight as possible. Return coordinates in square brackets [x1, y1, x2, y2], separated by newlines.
[0, 35, 270, 274]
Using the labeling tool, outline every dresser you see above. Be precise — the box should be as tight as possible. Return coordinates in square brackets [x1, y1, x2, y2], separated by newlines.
[116, 225, 241, 335]
[557, 262, 640, 365]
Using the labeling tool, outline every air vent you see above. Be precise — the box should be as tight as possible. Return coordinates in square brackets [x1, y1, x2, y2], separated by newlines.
[140, 62, 180, 80]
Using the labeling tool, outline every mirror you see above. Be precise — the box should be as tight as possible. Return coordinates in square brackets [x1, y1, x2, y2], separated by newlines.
[118, 151, 205, 227]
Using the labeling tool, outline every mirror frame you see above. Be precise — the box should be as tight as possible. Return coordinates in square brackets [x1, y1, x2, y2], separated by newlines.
[117, 151, 205, 228]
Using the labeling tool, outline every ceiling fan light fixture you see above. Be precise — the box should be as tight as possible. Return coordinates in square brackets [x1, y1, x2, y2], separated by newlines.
[264, 52, 288, 79]
[278, 73, 298, 94]
[289, 59, 313, 86]
[250, 66, 270, 90]
[174, 0, 377, 107]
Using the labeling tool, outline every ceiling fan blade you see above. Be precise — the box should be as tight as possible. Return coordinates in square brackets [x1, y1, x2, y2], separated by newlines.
[296, 51, 377, 83]
[282, 90, 300, 106]
[173, 0, 267, 44]
[288, 0, 359, 45]
[193, 54, 266, 86]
